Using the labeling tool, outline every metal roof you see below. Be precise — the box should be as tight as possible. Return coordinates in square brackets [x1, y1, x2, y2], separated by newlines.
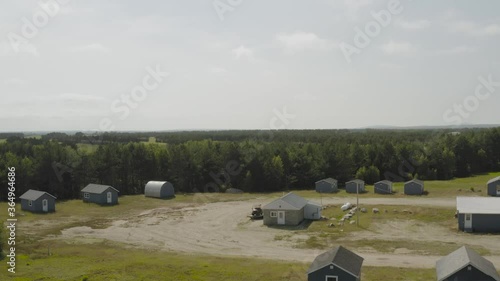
[487, 176, 500, 185]
[262, 192, 308, 210]
[81, 184, 119, 194]
[436, 246, 500, 281]
[456, 197, 500, 214]
[315, 178, 337, 184]
[375, 180, 393, 186]
[405, 179, 423, 185]
[346, 179, 364, 184]
[307, 246, 364, 277]
[19, 189, 56, 201]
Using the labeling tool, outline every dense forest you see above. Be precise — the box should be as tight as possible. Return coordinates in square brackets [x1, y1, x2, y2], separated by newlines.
[1, 128, 500, 201]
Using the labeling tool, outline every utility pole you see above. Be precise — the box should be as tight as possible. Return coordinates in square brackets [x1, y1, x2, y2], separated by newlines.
[356, 182, 359, 227]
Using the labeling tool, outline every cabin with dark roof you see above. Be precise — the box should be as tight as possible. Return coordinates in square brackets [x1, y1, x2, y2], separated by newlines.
[487, 176, 500, 197]
[307, 246, 364, 281]
[315, 178, 338, 193]
[436, 246, 500, 281]
[404, 179, 424, 195]
[19, 190, 56, 213]
[81, 184, 119, 205]
[345, 179, 365, 193]
[374, 180, 393, 194]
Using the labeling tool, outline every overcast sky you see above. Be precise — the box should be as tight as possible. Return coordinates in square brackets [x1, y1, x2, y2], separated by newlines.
[1, 0, 500, 132]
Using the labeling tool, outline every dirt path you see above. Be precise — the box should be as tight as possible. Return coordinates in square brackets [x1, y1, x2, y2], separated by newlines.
[56, 196, 500, 269]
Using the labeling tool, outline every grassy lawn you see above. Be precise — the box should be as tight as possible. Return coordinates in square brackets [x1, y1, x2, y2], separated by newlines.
[0, 241, 309, 281]
[0, 240, 443, 281]
[290, 204, 470, 256]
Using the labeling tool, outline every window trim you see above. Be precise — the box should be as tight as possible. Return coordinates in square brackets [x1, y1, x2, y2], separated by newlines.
[325, 276, 338, 281]
[84, 192, 90, 199]
[270, 211, 277, 218]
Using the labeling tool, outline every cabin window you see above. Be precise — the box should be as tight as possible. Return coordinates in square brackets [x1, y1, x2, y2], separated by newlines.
[28, 200, 33, 206]
[84, 192, 90, 199]
[270, 211, 277, 217]
[326, 276, 338, 281]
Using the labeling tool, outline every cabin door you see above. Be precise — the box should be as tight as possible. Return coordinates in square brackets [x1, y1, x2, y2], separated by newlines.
[277, 211, 285, 225]
[42, 199, 48, 212]
[464, 213, 472, 230]
[107, 192, 112, 203]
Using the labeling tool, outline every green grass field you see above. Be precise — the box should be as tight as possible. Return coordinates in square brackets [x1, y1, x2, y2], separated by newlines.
[0, 240, 438, 281]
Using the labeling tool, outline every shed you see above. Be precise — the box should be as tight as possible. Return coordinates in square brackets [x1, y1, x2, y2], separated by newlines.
[456, 197, 500, 233]
[436, 246, 500, 281]
[307, 246, 364, 281]
[487, 176, 500, 197]
[19, 190, 56, 213]
[144, 181, 175, 198]
[374, 180, 393, 194]
[404, 179, 424, 195]
[262, 192, 321, 226]
[81, 184, 119, 205]
[315, 178, 338, 193]
[345, 179, 365, 193]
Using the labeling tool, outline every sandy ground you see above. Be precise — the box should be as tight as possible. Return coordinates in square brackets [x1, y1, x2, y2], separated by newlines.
[55, 196, 500, 269]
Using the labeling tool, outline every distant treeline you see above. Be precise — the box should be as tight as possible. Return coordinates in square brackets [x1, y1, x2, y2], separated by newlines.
[1, 128, 499, 201]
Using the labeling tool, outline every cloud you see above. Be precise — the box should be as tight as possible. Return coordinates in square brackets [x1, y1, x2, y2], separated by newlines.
[276, 31, 335, 54]
[396, 19, 431, 30]
[435, 46, 476, 55]
[379, 62, 401, 69]
[343, 0, 373, 20]
[0, 41, 39, 57]
[59, 93, 106, 102]
[2, 78, 28, 85]
[71, 43, 111, 53]
[209, 66, 227, 74]
[232, 45, 254, 60]
[448, 21, 500, 36]
[380, 41, 416, 55]
[294, 92, 318, 102]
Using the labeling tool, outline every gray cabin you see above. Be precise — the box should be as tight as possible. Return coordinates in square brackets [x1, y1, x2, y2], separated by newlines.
[315, 178, 338, 193]
[19, 190, 56, 213]
[345, 179, 365, 193]
[487, 176, 500, 197]
[404, 179, 424, 195]
[144, 181, 175, 198]
[307, 246, 364, 281]
[374, 180, 393, 194]
[262, 192, 321, 226]
[81, 184, 119, 205]
[456, 197, 500, 233]
[436, 246, 500, 281]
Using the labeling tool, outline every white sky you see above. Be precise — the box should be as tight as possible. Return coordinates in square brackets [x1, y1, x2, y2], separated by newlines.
[1, 0, 499, 131]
